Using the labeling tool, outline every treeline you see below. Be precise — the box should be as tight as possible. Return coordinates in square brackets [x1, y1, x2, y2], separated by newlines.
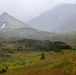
[17, 39, 71, 52]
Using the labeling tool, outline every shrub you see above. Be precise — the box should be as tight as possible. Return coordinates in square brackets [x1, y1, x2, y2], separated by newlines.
[0, 65, 7, 73]
[40, 52, 45, 60]
[20, 61, 26, 66]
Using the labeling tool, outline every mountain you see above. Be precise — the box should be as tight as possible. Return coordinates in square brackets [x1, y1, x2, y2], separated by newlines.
[28, 3, 76, 33]
[0, 12, 57, 42]
[0, 12, 33, 30]
[0, 12, 76, 46]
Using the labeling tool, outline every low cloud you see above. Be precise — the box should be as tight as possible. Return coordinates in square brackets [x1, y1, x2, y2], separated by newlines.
[0, 0, 76, 22]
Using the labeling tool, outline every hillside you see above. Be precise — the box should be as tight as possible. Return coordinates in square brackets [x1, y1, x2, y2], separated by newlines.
[0, 11, 76, 75]
[0, 12, 76, 45]
[28, 3, 76, 33]
[0, 12, 57, 41]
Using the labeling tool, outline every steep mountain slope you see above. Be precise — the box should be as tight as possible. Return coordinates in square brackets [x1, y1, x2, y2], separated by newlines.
[0, 12, 33, 30]
[0, 12, 57, 41]
[57, 13, 76, 32]
[28, 3, 76, 32]
[0, 12, 76, 45]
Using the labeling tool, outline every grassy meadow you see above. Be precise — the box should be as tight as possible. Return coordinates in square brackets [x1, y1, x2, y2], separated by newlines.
[0, 50, 76, 75]
[0, 39, 76, 75]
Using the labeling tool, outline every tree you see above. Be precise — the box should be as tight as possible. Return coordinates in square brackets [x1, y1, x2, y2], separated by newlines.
[54, 49, 61, 53]
[40, 52, 45, 60]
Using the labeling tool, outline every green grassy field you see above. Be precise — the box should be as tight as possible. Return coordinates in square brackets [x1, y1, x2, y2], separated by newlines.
[0, 50, 76, 75]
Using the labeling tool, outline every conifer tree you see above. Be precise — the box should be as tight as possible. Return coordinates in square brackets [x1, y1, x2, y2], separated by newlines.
[40, 52, 45, 60]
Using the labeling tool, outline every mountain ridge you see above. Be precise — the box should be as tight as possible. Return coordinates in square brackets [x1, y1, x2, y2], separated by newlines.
[28, 3, 76, 33]
[0, 12, 31, 30]
[0, 12, 76, 45]
[0, 12, 57, 41]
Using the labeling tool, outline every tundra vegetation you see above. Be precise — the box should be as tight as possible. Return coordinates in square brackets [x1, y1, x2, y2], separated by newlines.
[0, 39, 76, 75]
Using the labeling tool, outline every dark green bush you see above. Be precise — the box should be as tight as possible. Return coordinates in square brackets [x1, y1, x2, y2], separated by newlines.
[40, 52, 45, 60]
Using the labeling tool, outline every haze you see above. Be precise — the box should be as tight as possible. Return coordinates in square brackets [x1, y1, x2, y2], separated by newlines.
[0, 0, 76, 22]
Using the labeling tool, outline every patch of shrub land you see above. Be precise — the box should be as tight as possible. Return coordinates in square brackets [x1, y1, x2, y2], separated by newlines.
[0, 39, 76, 75]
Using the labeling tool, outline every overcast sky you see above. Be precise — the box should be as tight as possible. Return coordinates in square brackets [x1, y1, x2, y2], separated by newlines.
[0, 0, 76, 22]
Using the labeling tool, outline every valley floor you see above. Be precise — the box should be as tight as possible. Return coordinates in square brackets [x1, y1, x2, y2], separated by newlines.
[0, 50, 76, 75]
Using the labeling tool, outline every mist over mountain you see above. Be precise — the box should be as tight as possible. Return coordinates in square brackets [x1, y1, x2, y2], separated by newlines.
[0, 12, 76, 45]
[0, 12, 31, 30]
[28, 3, 76, 33]
[0, 12, 57, 42]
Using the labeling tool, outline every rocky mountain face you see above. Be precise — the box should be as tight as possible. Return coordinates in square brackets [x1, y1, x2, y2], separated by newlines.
[28, 3, 76, 33]
[0, 12, 32, 30]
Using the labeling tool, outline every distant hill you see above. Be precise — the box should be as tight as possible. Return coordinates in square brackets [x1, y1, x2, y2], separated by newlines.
[28, 3, 76, 33]
[0, 12, 76, 46]
[0, 12, 34, 30]
[0, 12, 57, 42]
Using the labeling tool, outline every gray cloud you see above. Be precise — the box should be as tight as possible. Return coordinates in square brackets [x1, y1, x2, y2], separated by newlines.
[0, 0, 76, 22]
